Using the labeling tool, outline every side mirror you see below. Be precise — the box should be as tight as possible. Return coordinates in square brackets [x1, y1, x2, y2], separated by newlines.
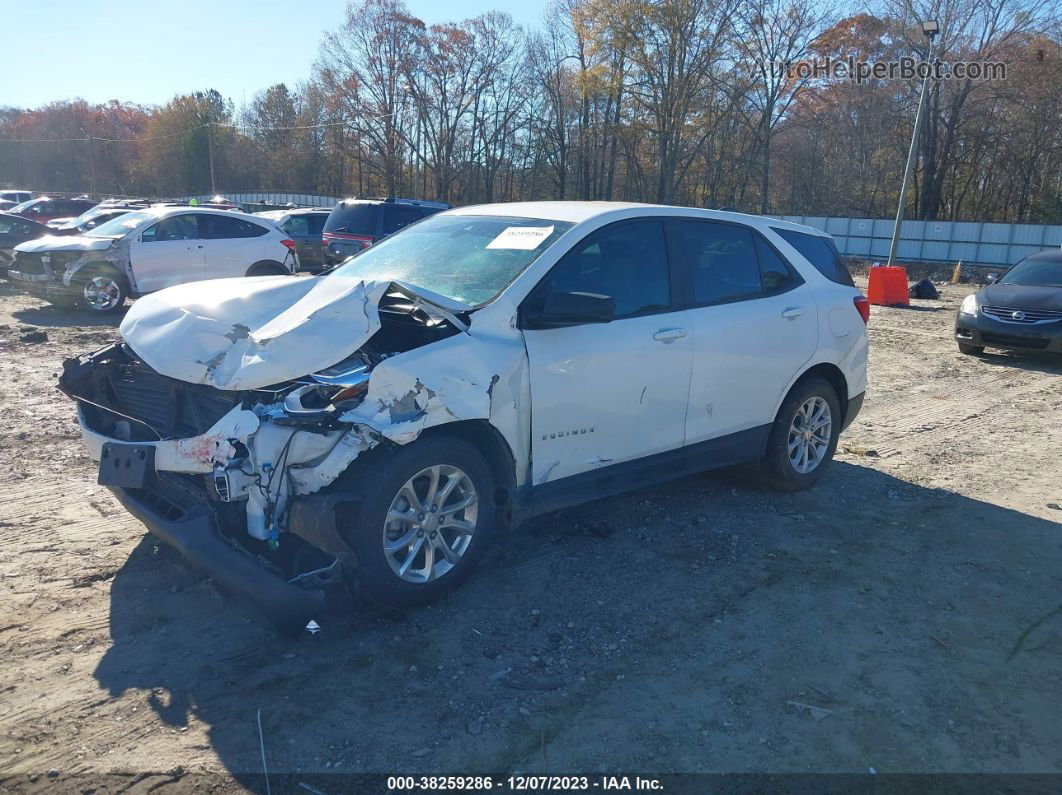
[524, 290, 615, 328]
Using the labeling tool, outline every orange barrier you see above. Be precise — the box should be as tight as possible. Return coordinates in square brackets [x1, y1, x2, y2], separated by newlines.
[866, 265, 910, 306]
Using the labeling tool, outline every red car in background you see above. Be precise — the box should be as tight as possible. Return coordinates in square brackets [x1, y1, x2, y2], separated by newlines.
[9, 196, 96, 224]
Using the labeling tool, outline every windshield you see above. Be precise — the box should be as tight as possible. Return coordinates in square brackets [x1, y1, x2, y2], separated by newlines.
[998, 256, 1062, 288]
[85, 210, 154, 239]
[9, 199, 38, 213]
[329, 214, 574, 306]
[67, 207, 114, 227]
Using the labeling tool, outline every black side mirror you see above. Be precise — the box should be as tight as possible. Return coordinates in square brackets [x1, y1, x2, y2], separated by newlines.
[524, 290, 615, 328]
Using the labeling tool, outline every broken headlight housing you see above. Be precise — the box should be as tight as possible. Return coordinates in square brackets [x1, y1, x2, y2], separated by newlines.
[282, 382, 368, 415]
[282, 359, 372, 416]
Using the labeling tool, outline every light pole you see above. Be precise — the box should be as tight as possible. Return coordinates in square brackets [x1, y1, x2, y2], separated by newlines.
[887, 19, 939, 266]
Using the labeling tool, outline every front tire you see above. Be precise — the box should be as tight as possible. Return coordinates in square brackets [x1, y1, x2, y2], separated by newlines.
[338, 436, 497, 608]
[760, 377, 841, 492]
[70, 266, 129, 314]
[957, 342, 984, 355]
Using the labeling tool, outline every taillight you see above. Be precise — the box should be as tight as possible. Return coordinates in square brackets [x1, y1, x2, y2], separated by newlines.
[854, 295, 870, 325]
[281, 239, 296, 252]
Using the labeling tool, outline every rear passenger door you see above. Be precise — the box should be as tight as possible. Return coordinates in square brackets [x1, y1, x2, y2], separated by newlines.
[200, 214, 270, 278]
[522, 219, 693, 484]
[669, 219, 818, 445]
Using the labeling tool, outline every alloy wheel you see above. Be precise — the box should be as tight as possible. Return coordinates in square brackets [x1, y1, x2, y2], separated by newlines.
[82, 275, 122, 312]
[382, 464, 479, 583]
[787, 396, 832, 474]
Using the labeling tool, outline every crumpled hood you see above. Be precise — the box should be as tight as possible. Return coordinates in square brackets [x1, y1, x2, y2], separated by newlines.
[120, 275, 392, 390]
[118, 275, 472, 391]
[15, 235, 114, 254]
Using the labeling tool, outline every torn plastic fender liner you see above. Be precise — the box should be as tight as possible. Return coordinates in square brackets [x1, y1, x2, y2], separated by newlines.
[337, 329, 529, 481]
[285, 429, 376, 496]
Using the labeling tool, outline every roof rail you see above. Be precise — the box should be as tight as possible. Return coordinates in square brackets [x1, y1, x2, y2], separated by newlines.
[341, 196, 450, 209]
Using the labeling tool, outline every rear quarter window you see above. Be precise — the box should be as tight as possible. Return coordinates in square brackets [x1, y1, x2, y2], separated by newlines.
[773, 228, 854, 287]
[203, 215, 268, 239]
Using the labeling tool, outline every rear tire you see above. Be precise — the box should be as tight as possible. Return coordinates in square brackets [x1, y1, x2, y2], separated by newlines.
[957, 342, 984, 355]
[759, 377, 841, 492]
[246, 260, 288, 277]
[336, 436, 497, 608]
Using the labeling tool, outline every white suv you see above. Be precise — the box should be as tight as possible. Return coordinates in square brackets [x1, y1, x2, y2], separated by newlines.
[59, 202, 868, 630]
[8, 206, 298, 313]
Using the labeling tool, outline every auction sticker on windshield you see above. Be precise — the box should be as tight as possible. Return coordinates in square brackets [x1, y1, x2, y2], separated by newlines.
[486, 225, 555, 250]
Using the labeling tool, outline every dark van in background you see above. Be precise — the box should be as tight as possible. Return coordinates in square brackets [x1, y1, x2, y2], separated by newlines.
[322, 197, 448, 266]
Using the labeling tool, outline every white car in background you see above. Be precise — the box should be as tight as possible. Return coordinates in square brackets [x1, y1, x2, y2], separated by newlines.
[59, 201, 868, 629]
[7, 206, 298, 313]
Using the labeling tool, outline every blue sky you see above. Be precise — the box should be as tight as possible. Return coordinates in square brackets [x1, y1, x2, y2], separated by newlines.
[4, 0, 545, 110]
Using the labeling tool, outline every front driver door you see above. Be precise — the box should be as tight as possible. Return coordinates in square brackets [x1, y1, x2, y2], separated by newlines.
[128, 213, 204, 293]
[521, 219, 692, 485]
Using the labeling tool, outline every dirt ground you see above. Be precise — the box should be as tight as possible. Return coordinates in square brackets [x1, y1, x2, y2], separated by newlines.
[0, 277, 1060, 790]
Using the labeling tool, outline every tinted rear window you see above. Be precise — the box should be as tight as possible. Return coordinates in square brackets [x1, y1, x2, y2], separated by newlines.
[324, 203, 379, 236]
[382, 205, 424, 234]
[773, 228, 854, 286]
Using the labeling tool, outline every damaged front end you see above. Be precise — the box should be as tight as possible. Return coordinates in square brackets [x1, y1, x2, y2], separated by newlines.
[58, 281, 475, 631]
[6, 238, 121, 299]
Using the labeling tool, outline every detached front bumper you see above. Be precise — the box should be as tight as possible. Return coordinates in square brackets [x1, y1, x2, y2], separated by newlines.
[74, 404, 337, 632]
[955, 312, 1062, 353]
[109, 475, 326, 634]
[5, 268, 75, 299]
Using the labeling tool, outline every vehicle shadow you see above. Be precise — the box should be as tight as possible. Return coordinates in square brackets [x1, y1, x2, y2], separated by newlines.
[975, 349, 1062, 376]
[893, 303, 948, 313]
[11, 303, 126, 328]
[91, 461, 1062, 783]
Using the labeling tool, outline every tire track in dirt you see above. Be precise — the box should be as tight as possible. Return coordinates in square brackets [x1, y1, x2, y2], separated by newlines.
[858, 374, 1056, 458]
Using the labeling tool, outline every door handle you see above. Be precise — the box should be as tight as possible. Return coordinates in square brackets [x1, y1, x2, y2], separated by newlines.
[781, 307, 806, 319]
[653, 327, 687, 343]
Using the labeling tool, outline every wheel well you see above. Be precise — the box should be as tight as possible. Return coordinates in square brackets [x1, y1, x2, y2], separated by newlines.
[789, 363, 849, 423]
[74, 261, 122, 278]
[417, 420, 518, 506]
[246, 260, 287, 276]
[70, 261, 128, 286]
